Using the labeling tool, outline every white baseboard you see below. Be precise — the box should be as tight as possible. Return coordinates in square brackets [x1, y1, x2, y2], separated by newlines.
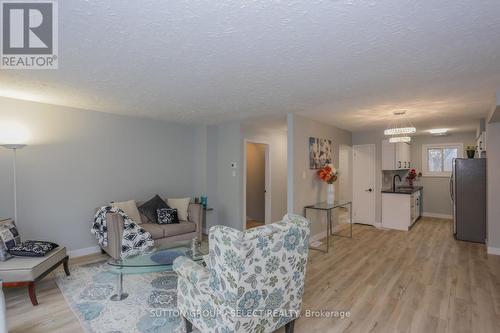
[68, 245, 101, 258]
[487, 246, 500, 256]
[422, 212, 453, 219]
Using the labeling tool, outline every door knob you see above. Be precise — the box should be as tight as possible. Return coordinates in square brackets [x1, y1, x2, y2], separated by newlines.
[365, 188, 373, 192]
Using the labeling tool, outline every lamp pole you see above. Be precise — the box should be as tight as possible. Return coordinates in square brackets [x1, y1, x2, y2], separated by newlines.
[1, 144, 27, 224]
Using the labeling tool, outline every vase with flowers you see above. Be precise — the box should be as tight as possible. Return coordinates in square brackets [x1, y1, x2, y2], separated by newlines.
[317, 164, 339, 204]
[406, 168, 420, 188]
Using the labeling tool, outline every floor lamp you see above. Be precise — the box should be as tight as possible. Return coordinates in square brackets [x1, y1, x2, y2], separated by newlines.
[1, 144, 27, 224]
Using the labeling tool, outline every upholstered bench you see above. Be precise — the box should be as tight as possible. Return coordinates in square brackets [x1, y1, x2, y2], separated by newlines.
[0, 247, 69, 305]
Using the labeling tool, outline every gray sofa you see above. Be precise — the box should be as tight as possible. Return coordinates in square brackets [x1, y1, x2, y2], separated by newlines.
[100, 201, 203, 259]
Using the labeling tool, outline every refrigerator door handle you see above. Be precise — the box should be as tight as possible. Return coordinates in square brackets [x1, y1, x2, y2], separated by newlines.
[449, 176, 454, 201]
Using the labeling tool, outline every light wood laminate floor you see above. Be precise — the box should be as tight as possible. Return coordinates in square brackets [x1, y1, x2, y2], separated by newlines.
[5, 217, 500, 332]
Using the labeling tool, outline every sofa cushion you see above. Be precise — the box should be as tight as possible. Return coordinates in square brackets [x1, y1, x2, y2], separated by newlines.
[167, 197, 191, 221]
[162, 221, 196, 237]
[112, 200, 142, 224]
[138, 195, 170, 223]
[140, 223, 165, 239]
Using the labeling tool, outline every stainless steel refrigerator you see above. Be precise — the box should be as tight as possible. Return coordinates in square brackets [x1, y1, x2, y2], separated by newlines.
[450, 158, 486, 243]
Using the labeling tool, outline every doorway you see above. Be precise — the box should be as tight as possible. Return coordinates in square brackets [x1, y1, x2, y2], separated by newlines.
[352, 144, 376, 225]
[244, 141, 270, 229]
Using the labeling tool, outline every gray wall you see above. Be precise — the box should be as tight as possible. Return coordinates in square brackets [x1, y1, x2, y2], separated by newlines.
[245, 143, 266, 222]
[487, 122, 500, 250]
[288, 114, 352, 238]
[205, 122, 243, 232]
[242, 118, 288, 223]
[409, 132, 476, 216]
[0, 97, 201, 252]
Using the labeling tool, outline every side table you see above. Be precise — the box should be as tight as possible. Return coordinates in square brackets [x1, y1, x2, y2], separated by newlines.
[304, 200, 352, 253]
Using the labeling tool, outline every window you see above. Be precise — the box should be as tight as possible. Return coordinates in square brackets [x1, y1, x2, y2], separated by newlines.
[422, 143, 463, 177]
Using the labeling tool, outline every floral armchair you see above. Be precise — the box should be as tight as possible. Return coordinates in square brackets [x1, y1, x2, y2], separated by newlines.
[173, 214, 311, 333]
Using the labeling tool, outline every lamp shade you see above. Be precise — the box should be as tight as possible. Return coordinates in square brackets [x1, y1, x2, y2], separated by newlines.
[0, 123, 30, 145]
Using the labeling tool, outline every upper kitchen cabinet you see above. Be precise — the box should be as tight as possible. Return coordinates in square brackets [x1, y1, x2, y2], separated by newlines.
[382, 139, 412, 170]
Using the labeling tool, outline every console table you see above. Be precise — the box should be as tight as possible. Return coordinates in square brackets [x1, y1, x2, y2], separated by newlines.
[304, 200, 352, 253]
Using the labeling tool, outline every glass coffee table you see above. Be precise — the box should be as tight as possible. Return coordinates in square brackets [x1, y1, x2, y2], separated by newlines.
[107, 241, 207, 301]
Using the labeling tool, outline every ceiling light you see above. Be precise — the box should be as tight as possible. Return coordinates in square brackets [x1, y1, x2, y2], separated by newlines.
[389, 136, 411, 143]
[384, 111, 416, 142]
[0, 123, 30, 145]
[428, 128, 448, 135]
[384, 127, 417, 135]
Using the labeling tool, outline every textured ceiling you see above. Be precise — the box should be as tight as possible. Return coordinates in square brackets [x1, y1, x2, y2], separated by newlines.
[1, 0, 500, 132]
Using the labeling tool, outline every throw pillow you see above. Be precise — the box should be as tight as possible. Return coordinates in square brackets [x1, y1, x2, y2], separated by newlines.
[157, 208, 180, 224]
[0, 219, 13, 261]
[0, 240, 12, 261]
[0, 220, 21, 251]
[138, 195, 170, 223]
[8, 240, 58, 257]
[167, 197, 191, 221]
[112, 200, 142, 224]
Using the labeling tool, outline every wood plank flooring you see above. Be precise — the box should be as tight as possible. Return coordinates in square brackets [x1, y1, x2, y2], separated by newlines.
[5, 217, 500, 333]
[246, 219, 265, 229]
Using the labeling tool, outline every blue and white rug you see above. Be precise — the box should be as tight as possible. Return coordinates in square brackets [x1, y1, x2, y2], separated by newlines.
[55, 261, 195, 333]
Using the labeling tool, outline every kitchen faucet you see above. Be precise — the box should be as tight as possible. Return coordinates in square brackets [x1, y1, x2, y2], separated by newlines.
[393, 174, 402, 192]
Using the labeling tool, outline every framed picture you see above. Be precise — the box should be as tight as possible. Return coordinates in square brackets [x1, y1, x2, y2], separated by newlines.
[309, 137, 332, 169]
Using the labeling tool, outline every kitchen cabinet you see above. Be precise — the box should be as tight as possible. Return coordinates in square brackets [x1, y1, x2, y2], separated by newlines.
[382, 190, 421, 231]
[476, 131, 486, 158]
[382, 139, 411, 170]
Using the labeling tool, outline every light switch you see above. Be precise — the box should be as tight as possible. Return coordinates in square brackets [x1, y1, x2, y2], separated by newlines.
[232, 170, 236, 177]
[302, 171, 306, 179]
[231, 162, 237, 168]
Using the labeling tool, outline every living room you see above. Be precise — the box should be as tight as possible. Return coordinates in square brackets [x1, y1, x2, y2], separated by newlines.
[2, 1, 500, 333]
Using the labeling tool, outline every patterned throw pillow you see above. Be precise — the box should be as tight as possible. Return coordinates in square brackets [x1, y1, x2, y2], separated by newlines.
[157, 208, 180, 224]
[0, 220, 21, 251]
[8, 240, 59, 257]
[0, 240, 12, 261]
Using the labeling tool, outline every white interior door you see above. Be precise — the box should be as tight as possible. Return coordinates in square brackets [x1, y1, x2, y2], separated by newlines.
[353, 144, 376, 225]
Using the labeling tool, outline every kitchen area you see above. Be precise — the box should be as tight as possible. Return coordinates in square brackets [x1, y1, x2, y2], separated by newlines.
[380, 139, 423, 231]
[379, 123, 487, 244]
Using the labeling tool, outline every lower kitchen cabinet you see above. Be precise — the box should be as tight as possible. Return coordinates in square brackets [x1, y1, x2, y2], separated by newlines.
[382, 190, 421, 231]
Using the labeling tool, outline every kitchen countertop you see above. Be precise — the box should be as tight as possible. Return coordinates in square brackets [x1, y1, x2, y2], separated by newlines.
[381, 186, 423, 195]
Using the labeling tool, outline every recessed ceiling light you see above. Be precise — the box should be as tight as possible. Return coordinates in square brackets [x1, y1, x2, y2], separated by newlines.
[428, 128, 448, 135]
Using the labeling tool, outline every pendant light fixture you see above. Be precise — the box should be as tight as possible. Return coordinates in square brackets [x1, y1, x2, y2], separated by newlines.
[384, 111, 416, 142]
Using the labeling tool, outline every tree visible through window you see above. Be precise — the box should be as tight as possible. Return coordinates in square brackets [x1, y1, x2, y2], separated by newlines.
[422, 144, 462, 177]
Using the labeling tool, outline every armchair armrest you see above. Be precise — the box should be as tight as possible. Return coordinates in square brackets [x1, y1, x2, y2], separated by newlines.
[173, 256, 211, 294]
[101, 212, 125, 260]
[188, 203, 203, 240]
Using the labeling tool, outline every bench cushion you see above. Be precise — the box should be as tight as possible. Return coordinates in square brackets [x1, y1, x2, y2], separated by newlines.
[0, 246, 66, 282]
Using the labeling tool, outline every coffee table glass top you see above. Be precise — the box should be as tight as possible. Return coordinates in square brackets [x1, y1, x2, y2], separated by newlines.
[107, 241, 207, 274]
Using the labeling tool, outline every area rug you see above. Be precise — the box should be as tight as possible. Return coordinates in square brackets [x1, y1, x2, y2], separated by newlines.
[55, 260, 197, 333]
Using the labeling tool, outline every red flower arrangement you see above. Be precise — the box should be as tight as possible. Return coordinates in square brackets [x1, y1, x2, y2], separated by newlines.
[406, 168, 420, 187]
[317, 164, 338, 184]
